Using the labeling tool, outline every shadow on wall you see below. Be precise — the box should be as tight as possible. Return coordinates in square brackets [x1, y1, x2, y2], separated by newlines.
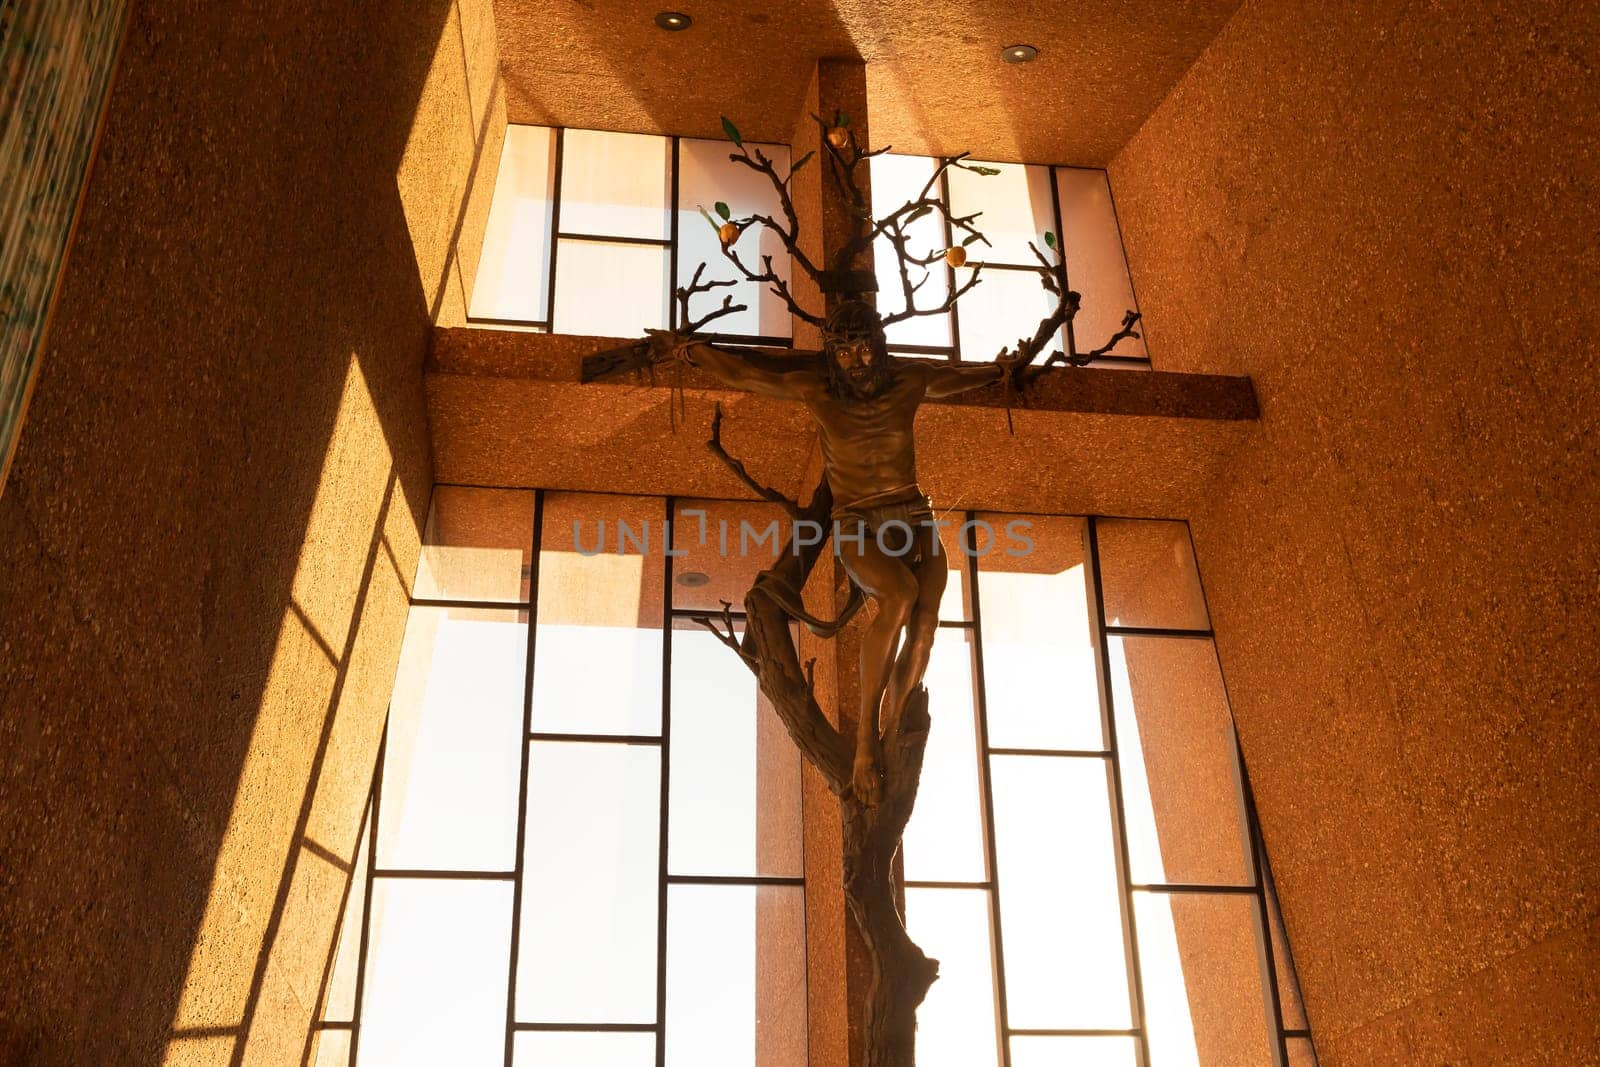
[0, 1, 501, 1063]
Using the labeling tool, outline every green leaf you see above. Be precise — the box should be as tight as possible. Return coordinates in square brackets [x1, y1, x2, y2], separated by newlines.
[699, 206, 718, 230]
[970, 165, 1001, 176]
[836, 109, 850, 128]
[962, 233, 982, 246]
[715, 201, 731, 220]
[1044, 231, 1057, 249]
[721, 116, 743, 146]
[789, 149, 815, 177]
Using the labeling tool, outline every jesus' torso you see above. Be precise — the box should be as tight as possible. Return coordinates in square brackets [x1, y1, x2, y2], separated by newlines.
[805, 365, 927, 509]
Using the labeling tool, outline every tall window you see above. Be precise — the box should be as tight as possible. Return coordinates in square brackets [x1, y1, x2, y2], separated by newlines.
[466, 126, 1148, 369]
[469, 127, 794, 345]
[309, 493, 1316, 1066]
[903, 514, 1313, 1066]
[308, 489, 808, 1066]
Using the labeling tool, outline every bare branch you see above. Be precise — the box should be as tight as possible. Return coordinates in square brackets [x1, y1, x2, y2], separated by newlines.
[693, 600, 757, 667]
[726, 147, 826, 284]
[718, 218, 826, 326]
[676, 261, 747, 334]
[706, 403, 805, 518]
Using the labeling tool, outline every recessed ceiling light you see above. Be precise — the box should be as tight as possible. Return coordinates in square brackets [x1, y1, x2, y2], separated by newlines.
[676, 570, 711, 587]
[655, 11, 692, 31]
[1001, 43, 1039, 64]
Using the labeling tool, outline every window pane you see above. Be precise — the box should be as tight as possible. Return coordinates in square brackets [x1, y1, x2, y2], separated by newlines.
[665, 884, 807, 1067]
[358, 879, 512, 1067]
[1134, 891, 1275, 1067]
[470, 125, 555, 323]
[1009, 1036, 1139, 1066]
[552, 238, 670, 337]
[954, 265, 1062, 363]
[946, 160, 1056, 266]
[1096, 519, 1209, 631]
[975, 514, 1102, 750]
[990, 755, 1132, 1029]
[1112, 636, 1253, 887]
[872, 153, 953, 350]
[1264, 850, 1309, 1030]
[1288, 1037, 1320, 1066]
[902, 627, 987, 883]
[670, 499, 790, 612]
[321, 805, 371, 1022]
[669, 623, 803, 878]
[558, 128, 670, 240]
[513, 1032, 655, 1066]
[378, 607, 526, 871]
[519, 741, 660, 1023]
[532, 492, 663, 737]
[1055, 167, 1147, 360]
[678, 138, 792, 338]
[414, 486, 534, 603]
[312, 1029, 351, 1067]
[905, 888, 1001, 1067]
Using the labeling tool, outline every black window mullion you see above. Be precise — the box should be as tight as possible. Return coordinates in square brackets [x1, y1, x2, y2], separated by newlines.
[655, 496, 675, 1065]
[545, 128, 565, 332]
[1085, 515, 1152, 1065]
[964, 515, 1013, 1067]
[669, 136, 681, 332]
[939, 162, 962, 362]
[502, 490, 543, 1066]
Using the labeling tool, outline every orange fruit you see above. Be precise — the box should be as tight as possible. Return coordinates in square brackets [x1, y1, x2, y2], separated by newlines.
[827, 126, 849, 149]
[945, 246, 968, 268]
[719, 221, 739, 244]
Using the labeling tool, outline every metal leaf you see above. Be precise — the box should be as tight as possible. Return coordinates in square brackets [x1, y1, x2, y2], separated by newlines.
[721, 116, 743, 146]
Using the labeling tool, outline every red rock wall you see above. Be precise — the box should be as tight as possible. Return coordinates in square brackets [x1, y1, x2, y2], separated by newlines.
[0, 1, 500, 1061]
[1110, 1, 1600, 1060]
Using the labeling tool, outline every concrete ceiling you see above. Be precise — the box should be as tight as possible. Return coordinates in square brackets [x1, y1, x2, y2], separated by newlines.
[492, 0, 1241, 166]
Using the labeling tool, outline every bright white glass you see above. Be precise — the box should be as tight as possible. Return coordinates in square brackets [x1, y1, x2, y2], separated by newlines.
[321, 806, 371, 1021]
[312, 1029, 351, 1067]
[901, 628, 987, 883]
[937, 555, 970, 622]
[976, 557, 1102, 751]
[946, 160, 1056, 266]
[513, 1032, 656, 1065]
[665, 884, 807, 1067]
[518, 741, 660, 1024]
[414, 486, 534, 604]
[1110, 636, 1253, 887]
[552, 238, 670, 337]
[990, 755, 1132, 1029]
[678, 138, 792, 338]
[377, 608, 525, 871]
[872, 153, 953, 349]
[1054, 167, 1148, 360]
[668, 626, 803, 878]
[470, 125, 555, 323]
[1009, 1036, 1139, 1066]
[1134, 891, 1275, 1067]
[558, 128, 671, 240]
[954, 265, 1062, 362]
[358, 879, 513, 1067]
[531, 544, 661, 737]
[905, 888, 1001, 1067]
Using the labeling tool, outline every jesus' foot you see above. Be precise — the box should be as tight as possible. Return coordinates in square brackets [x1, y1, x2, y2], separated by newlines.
[852, 747, 884, 807]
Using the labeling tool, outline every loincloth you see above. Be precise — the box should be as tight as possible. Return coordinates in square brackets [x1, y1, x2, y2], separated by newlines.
[832, 484, 937, 561]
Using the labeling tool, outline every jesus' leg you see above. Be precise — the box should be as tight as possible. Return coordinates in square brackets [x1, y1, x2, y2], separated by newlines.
[881, 532, 948, 738]
[837, 535, 918, 806]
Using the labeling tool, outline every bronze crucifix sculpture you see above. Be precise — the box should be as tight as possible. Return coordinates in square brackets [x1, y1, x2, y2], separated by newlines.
[583, 114, 1140, 1066]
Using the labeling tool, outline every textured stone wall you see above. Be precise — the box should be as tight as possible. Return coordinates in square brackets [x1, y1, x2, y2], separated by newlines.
[0, 1, 500, 1062]
[1109, 1, 1599, 1061]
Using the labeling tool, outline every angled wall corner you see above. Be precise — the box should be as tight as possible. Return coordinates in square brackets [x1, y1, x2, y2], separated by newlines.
[1107, 0, 1600, 1060]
